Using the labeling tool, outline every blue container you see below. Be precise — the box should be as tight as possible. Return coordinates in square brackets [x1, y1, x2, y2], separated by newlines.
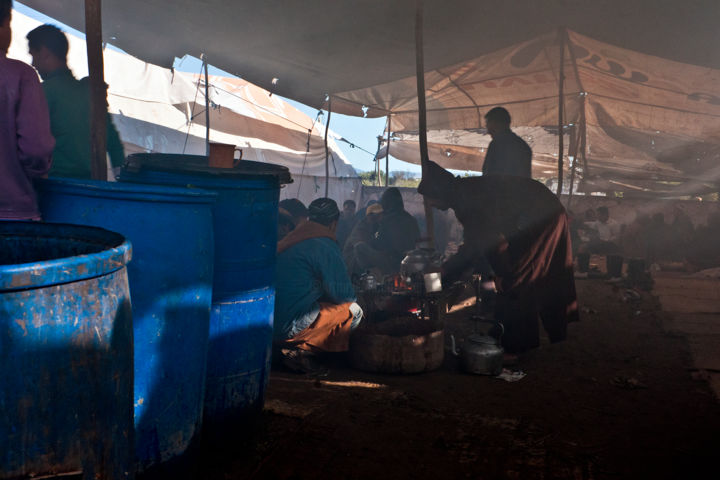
[37, 178, 216, 472]
[120, 154, 291, 426]
[0, 221, 133, 480]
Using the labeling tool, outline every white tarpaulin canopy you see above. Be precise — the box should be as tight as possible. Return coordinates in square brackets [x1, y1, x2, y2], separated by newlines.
[8, 9, 362, 205]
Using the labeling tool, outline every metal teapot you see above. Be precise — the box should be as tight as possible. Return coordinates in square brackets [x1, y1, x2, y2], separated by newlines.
[449, 321, 504, 376]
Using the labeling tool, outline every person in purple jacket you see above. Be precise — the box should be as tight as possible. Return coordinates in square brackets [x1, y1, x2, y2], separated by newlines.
[0, 0, 54, 220]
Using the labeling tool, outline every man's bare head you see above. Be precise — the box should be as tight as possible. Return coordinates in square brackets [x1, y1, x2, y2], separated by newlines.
[484, 107, 512, 138]
[0, 1, 12, 55]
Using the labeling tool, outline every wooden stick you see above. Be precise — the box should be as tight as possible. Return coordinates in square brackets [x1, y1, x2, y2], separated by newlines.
[416, 0, 434, 245]
[556, 27, 565, 196]
[84, 0, 107, 181]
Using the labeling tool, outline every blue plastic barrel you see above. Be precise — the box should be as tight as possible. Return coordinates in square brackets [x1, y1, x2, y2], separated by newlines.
[0, 221, 133, 480]
[119, 154, 291, 427]
[36, 178, 216, 472]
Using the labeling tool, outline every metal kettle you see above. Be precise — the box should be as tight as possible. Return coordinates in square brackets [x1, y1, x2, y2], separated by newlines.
[449, 323, 504, 376]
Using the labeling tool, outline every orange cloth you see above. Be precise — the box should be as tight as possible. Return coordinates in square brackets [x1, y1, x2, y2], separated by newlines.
[281, 302, 355, 352]
[277, 220, 336, 253]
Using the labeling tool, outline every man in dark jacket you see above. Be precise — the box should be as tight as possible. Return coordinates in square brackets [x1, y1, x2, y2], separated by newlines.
[482, 107, 532, 178]
[355, 187, 420, 274]
[419, 160, 578, 353]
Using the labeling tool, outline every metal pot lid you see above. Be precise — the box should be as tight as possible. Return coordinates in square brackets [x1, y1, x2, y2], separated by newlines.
[466, 333, 500, 346]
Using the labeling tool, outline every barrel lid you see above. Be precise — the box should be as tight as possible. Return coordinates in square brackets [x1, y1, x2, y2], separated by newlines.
[125, 153, 293, 185]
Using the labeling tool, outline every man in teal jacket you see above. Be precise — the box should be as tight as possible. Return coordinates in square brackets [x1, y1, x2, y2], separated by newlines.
[27, 24, 124, 179]
[274, 198, 362, 372]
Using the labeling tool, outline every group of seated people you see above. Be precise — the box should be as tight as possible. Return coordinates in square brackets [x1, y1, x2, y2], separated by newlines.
[569, 204, 720, 274]
[274, 189, 420, 373]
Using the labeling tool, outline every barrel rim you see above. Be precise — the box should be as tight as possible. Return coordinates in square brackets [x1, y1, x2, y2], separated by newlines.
[36, 177, 218, 204]
[0, 221, 132, 291]
[124, 153, 293, 185]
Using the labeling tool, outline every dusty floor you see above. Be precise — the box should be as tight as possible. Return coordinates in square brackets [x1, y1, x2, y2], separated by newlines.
[199, 277, 720, 480]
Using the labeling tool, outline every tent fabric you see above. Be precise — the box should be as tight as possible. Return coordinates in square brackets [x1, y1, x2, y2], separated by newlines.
[356, 30, 720, 191]
[20, 1, 720, 112]
[8, 9, 361, 205]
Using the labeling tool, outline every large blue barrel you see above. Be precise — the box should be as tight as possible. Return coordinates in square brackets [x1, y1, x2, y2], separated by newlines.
[0, 221, 133, 480]
[119, 154, 291, 427]
[36, 178, 216, 472]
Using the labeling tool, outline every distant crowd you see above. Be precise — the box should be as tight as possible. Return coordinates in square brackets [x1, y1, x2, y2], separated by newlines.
[568, 205, 720, 270]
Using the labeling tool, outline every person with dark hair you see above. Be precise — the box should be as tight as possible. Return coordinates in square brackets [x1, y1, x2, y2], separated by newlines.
[355, 187, 420, 274]
[419, 159, 578, 354]
[482, 106, 532, 178]
[335, 198, 358, 248]
[279, 198, 309, 228]
[274, 198, 362, 372]
[26, 24, 124, 179]
[0, 0, 55, 220]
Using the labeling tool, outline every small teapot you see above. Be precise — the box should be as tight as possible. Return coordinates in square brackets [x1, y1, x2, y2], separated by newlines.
[449, 321, 504, 376]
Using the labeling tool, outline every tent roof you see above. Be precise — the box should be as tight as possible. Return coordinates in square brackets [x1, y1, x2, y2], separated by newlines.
[20, 0, 720, 110]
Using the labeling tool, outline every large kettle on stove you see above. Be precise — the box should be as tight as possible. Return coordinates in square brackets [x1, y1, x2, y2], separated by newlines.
[449, 320, 504, 376]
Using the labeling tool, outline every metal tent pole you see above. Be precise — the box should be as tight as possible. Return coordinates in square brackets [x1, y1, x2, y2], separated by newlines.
[556, 27, 566, 195]
[85, 0, 107, 181]
[386, 115, 391, 187]
[324, 97, 332, 197]
[201, 53, 210, 156]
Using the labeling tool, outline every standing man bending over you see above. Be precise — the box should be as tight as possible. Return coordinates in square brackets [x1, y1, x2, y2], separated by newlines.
[27, 24, 124, 179]
[0, 0, 54, 220]
[274, 198, 363, 372]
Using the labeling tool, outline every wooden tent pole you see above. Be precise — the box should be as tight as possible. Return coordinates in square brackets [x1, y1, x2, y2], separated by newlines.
[324, 97, 332, 197]
[416, 0, 434, 245]
[85, 0, 107, 181]
[386, 115, 391, 187]
[556, 27, 566, 196]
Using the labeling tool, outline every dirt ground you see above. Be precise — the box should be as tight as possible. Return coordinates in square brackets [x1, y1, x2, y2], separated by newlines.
[198, 278, 720, 480]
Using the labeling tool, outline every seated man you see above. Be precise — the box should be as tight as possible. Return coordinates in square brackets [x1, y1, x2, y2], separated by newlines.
[419, 160, 579, 354]
[274, 198, 363, 372]
[354, 187, 420, 274]
[343, 202, 383, 276]
[279, 198, 308, 228]
[335, 199, 358, 249]
[582, 206, 622, 254]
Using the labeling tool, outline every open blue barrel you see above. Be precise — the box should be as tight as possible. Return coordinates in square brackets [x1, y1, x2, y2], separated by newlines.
[119, 154, 291, 428]
[36, 178, 216, 473]
[0, 221, 133, 480]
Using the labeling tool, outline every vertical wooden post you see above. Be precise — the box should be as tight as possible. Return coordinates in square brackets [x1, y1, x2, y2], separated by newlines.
[416, 0, 434, 245]
[85, 0, 107, 181]
[324, 97, 332, 197]
[556, 27, 566, 195]
[385, 115, 391, 187]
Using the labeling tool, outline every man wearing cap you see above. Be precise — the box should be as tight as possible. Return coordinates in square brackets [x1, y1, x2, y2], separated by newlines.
[274, 198, 363, 372]
[343, 202, 383, 276]
[418, 159, 578, 354]
[482, 107, 532, 178]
